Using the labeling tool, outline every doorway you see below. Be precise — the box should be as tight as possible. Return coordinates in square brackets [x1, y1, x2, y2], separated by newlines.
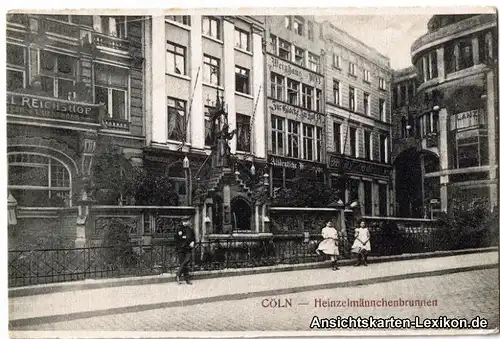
[231, 197, 252, 231]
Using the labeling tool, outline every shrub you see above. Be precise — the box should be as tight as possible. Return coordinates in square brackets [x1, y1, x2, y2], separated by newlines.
[101, 218, 138, 270]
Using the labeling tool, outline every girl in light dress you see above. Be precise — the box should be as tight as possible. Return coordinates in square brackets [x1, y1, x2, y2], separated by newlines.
[316, 221, 340, 271]
[351, 219, 371, 266]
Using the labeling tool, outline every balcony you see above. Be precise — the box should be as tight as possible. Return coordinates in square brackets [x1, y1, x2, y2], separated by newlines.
[101, 117, 131, 131]
[92, 32, 130, 54]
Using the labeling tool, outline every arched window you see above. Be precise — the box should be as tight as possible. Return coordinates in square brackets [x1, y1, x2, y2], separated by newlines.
[8, 153, 71, 207]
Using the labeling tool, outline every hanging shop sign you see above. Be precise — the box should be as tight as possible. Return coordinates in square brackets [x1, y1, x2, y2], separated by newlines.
[328, 153, 391, 177]
[267, 56, 323, 87]
[269, 155, 325, 172]
[268, 99, 325, 125]
[7, 93, 100, 123]
[450, 109, 485, 130]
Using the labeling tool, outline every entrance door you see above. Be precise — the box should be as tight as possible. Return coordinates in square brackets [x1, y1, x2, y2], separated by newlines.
[231, 198, 252, 231]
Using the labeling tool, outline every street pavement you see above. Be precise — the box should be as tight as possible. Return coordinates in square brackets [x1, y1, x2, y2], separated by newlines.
[9, 251, 499, 333]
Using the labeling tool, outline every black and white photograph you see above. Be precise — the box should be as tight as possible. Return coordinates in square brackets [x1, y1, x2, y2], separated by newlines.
[4, 6, 499, 337]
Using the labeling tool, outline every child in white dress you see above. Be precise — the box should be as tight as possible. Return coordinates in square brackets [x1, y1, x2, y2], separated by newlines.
[351, 220, 371, 266]
[316, 221, 340, 270]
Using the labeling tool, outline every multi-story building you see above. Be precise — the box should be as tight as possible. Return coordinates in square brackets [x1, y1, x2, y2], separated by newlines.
[392, 14, 498, 217]
[6, 14, 146, 248]
[144, 15, 266, 236]
[320, 22, 393, 216]
[264, 16, 327, 191]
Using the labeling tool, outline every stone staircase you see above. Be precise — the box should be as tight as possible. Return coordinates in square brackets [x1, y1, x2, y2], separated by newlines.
[207, 167, 254, 197]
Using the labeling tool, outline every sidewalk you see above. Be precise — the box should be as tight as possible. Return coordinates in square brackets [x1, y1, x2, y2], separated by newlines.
[9, 250, 498, 328]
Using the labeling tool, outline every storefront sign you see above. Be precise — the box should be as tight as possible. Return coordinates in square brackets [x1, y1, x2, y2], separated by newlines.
[268, 56, 323, 87]
[450, 109, 484, 130]
[328, 154, 391, 177]
[7, 93, 99, 123]
[269, 155, 325, 172]
[268, 99, 325, 125]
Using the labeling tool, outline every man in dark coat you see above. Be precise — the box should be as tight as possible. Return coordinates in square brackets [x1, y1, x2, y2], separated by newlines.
[174, 216, 195, 284]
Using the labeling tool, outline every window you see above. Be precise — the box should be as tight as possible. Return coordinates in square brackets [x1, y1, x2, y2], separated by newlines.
[432, 111, 439, 133]
[236, 114, 251, 152]
[287, 79, 299, 106]
[303, 124, 314, 160]
[271, 72, 284, 101]
[202, 16, 220, 40]
[287, 120, 300, 158]
[316, 127, 322, 162]
[456, 134, 488, 168]
[37, 50, 77, 99]
[8, 153, 71, 207]
[94, 64, 128, 120]
[349, 127, 357, 157]
[379, 183, 387, 216]
[235, 66, 250, 94]
[348, 86, 356, 111]
[458, 39, 474, 70]
[234, 28, 249, 51]
[363, 180, 372, 215]
[166, 42, 186, 75]
[315, 89, 322, 112]
[332, 80, 340, 105]
[348, 62, 356, 76]
[363, 92, 370, 115]
[380, 134, 387, 163]
[363, 69, 370, 83]
[379, 77, 386, 90]
[364, 130, 372, 160]
[293, 17, 304, 35]
[333, 53, 341, 69]
[95, 16, 127, 38]
[285, 16, 292, 30]
[203, 55, 220, 86]
[379, 99, 386, 122]
[204, 106, 217, 146]
[294, 46, 305, 66]
[333, 122, 342, 153]
[7, 44, 25, 92]
[166, 16, 190, 26]
[346, 178, 359, 203]
[167, 98, 186, 142]
[270, 35, 277, 54]
[428, 50, 438, 79]
[308, 53, 320, 72]
[278, 39, 291, 60]
[271, 115, 285, 155]
[444, 42, 457, 74]
[307, 21, 314, 40]
[302, 84, 313, 110]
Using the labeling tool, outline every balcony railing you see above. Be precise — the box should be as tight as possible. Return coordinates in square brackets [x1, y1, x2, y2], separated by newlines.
[93, 32, 130, 53]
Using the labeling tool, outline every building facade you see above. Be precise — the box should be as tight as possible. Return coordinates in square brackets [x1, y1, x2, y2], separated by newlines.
[393, 14, 498, 217]
[6, 14, 146, 248]
[144, 15, 267, 238]
[320, 22, 393, 216]
[263, 16, 327, 191]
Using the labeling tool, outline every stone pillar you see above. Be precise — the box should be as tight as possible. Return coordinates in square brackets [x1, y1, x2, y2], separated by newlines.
[437, 47, 445, 79]
[439, 108, 449, 170]
[255, 203, 260, 232]
[190, 15, 204, 149]
[472, 36, 480, 65]
[223, 18, 236, 153]
[222, 184, 232, 233]
[151, 15, 166, 143]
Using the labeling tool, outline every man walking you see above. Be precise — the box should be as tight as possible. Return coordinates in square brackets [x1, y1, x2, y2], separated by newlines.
[174, 216, 195, 284]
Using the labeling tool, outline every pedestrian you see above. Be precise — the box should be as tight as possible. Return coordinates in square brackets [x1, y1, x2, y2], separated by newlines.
[316, 221, 340, 271]
[351, 219, 371, 266]
[174, 216, 195, 284]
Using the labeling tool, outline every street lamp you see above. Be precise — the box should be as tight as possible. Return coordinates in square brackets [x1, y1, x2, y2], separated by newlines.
[183, 155, 191, 205]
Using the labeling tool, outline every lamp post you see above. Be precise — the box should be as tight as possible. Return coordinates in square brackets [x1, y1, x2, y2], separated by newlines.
[183, 155, 191, 205]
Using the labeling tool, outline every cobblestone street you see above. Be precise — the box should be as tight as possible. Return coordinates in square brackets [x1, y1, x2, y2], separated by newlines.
[13, 268, 498, 332]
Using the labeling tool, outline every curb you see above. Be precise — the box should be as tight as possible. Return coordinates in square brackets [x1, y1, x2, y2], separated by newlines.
[9, 262, 498, 329]
[9, 246, 498, 298]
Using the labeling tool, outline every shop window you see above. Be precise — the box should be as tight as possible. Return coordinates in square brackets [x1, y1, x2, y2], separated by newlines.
[308, 53, 320, 72]
[302, 84, 313, 110]
[203, 54, 220, 86]
[379, 183, 387, 216]
[332, 80, 340, 105]
[287, 119, 300, 158]
[349, 126, 357, 157]
[346, 178, 359, 204]
[166, 41, 186, 75]
[348, 86, 356, 111]
[272, 167, 284, 189]
[287, 79, 299, 106]
[294, 46, 305, 66]
[8, 153, 71, 207]
[202, 16, 221, 40]
[364, 180, 372, 215]
[234, 28, 249, 51]
[166, 16, 191, 26]
[278, 39, 291, 60]
[94, 64, 128, 120]
[235, 66, 250, 94]
[333, 122, 342, 153]
[271, 115, 285, 156]
[456, 134, 488, 168]
[285, 168, 297, 188]
[236, 114, 251, 152]
[303, 124, 314, 161]
[270, 72, 284, 101]
[167, 97, 186, 142]
[168, 162, 187, 203]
